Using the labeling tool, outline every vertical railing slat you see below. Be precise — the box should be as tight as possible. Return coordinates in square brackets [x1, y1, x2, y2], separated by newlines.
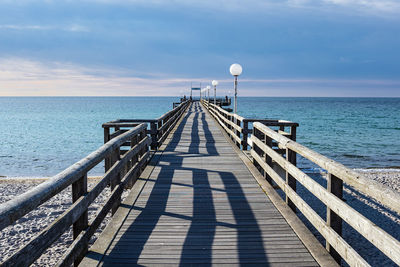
[110, 147, 121, 215]
[242, 120, 248, 151]
[150, 122, 157, 150]
[326, 173, 343, 265]
[71, 174, 88, 266]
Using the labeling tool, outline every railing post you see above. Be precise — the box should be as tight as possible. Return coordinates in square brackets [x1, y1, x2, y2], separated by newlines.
[264, 134, 273, 184]
[326, 173, 343, 265]
[252, 126, 261, 171]
[158, 119, 163, 145]
[104, 127, 110, 143]
[72, 174, 88, 266]
[290, 125, 297, 142]
[127, 133, 139, 189]
[150, 121, 157, 150]
[140, 130, 148, 171]
[242, 120, 248, 151]
[110, 147, 121, 215]
[286, 148, 297, 212]
[104, 127, 111, 172]
[235, 117, 241, 149]
[286, 125, 297, 212]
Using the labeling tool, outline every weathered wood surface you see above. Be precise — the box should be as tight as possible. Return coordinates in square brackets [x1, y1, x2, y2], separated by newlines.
[83, 102, 319, 266]
[252, 122, 400, 215]
[0, 124, 148, 232]
[103, 101, 190, 150]
[250, 122, 400, 266]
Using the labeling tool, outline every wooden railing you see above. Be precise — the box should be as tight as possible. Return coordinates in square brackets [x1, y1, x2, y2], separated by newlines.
[201, 99, 400, 266]
[202, 100, 298, 150]
[0, 100, 190, 266]
[103, 100, 190, 150]
[0, 124, 150, 266]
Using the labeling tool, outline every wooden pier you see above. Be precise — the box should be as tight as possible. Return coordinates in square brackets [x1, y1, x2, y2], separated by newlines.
[81, 102, 322, 266]
[0, 100, 399, 266]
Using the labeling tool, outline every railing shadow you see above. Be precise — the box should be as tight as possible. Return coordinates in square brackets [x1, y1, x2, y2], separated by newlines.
[180, 103, 216, 265]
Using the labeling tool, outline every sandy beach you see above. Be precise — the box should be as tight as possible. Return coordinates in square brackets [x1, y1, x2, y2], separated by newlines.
[0, 177, 129, 266]
[1, 170, 399, 266]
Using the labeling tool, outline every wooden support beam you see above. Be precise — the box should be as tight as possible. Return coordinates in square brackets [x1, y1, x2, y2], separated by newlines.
[326, 173, 343, 265]
[242, 120, 249, 151]
[150, 122, 158, 150]
[71, 174, 88, 266]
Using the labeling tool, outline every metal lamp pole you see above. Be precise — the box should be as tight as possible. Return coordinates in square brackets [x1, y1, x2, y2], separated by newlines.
[212, 80, 218, 106]
[229, 63, 242, 114]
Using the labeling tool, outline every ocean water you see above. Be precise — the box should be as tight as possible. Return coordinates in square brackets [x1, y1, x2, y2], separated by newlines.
[237, 97, 400, 170]
[0, 97, 399, 177]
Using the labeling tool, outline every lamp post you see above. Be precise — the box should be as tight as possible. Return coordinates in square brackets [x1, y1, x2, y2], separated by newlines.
[212, 80, 218, 106]
[206, 85, 211, 102]
[229, 63, 242, 114]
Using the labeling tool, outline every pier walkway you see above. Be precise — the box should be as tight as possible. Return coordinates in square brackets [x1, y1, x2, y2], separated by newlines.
[82, 102, 318, 266]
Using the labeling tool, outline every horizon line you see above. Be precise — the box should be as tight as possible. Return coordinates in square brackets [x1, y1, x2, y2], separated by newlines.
[1, 95, 399, 98]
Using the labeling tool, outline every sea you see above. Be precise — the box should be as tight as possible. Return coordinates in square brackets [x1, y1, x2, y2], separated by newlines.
[0, 97, 399, 178]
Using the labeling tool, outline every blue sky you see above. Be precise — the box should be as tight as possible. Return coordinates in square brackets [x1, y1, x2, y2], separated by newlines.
[0, 0, 399, 96]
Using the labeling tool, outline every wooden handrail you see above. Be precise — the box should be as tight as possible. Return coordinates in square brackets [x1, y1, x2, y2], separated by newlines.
[0, 123, 150, 266]
[251, 122, 400, 266]
[253, 122, 400, 214]
[0, 124, 146, 230]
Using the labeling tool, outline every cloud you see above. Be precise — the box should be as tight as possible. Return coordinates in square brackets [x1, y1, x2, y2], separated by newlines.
[66, 24, 90, 32]
[324, 0, 399, 9]
[0, 58, 197, 96]
[80, 0, 400, 15]
[323, 0, 400, 13]
[0, 24, 52, 30]
[0, 58, 399, 97]
[0, 24, 89, 32]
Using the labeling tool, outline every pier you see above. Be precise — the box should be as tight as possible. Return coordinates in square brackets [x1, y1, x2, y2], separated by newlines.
[0, 100, 399, 266]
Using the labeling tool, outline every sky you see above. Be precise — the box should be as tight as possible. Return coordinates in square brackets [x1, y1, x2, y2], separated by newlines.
[0, 0, 400, 96]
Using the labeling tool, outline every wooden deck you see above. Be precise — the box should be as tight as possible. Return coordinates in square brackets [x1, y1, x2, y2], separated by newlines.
[83, 102, 318, 266]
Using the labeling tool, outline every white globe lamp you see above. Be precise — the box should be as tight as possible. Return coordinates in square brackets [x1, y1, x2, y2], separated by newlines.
[212, 80, 218, 105]
[229, 63, 242, 114]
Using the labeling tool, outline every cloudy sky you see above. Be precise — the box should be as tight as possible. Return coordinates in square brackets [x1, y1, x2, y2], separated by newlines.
[0, 0, 399, 96]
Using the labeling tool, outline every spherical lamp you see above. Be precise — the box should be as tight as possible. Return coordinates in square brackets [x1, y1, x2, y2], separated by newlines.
[212, 80, 218, 106]
[229, 63, 243, 114]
